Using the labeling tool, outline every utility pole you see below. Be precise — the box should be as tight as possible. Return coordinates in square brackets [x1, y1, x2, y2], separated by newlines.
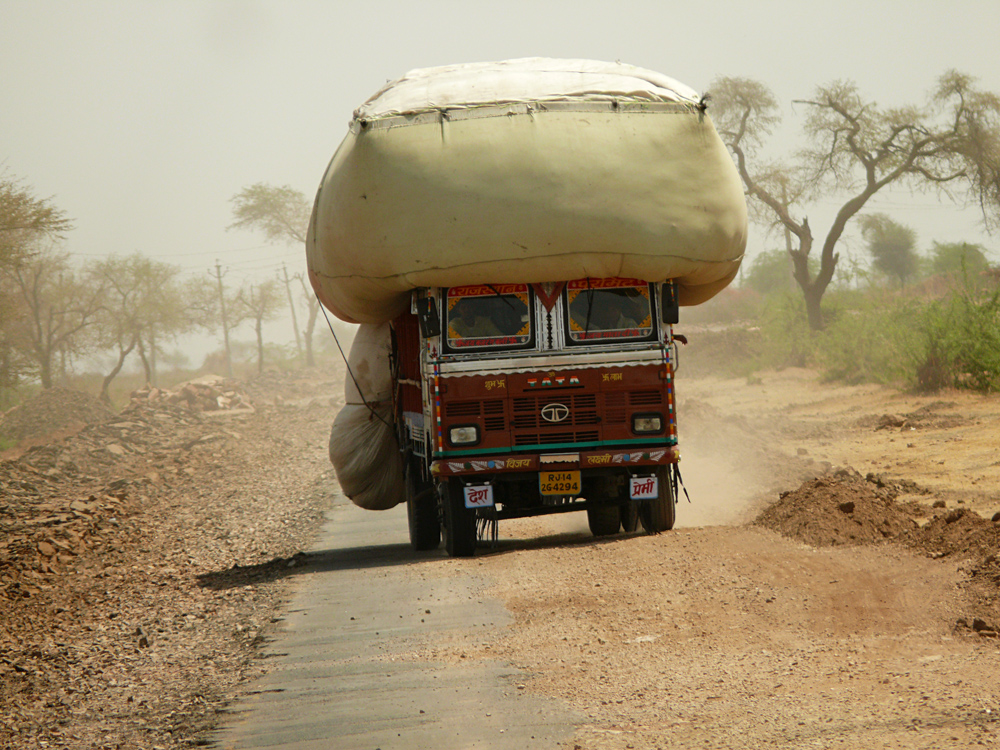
[281, 263, 303, 360]
[213, 260, 234, 378]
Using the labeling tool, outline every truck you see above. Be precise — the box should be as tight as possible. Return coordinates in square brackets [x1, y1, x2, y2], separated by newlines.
[394, 277, 683, 556]
[306, 58, 747, 556]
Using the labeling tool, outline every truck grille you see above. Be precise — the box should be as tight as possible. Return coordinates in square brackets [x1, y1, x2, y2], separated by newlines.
[629, 390, 663, 406]
[511, 394, 600, 446]
[443, 399, 506, 432]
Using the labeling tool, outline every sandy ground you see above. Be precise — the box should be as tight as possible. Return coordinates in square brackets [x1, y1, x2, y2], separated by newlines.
[399, 368, 1000, 749]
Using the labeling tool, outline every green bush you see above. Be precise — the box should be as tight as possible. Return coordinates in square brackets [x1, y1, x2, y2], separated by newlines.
[913, 284, 1000, 392]
[715, 277, 1000, 393]
[816, 293, 921, 385]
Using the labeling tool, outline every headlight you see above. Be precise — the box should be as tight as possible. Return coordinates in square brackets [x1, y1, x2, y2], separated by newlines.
[448, 425, 480, 446]
[632, 414, 663, 434]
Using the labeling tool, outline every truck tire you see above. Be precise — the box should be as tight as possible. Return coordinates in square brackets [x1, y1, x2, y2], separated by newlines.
[620, 500, 639, 533]
[406, 464, 440, 551]
[587, 503, 621, 537]
[443, 479, 477, 557]
[639, 465, 676, 533]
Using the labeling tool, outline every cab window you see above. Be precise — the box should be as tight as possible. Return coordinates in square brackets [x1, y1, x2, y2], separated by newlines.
[564, 279, 656, 344]
[444, 284, 534, 352]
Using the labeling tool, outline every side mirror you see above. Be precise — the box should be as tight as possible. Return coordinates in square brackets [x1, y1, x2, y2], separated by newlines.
[661, 281, 679, 325]
[416, 297, 441, 338]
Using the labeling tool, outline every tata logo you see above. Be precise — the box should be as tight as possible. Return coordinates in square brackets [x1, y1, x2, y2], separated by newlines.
[540, 403, 570, 423]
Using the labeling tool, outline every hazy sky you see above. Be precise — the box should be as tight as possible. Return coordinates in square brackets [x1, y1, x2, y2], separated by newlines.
[3, 0, 999, 323]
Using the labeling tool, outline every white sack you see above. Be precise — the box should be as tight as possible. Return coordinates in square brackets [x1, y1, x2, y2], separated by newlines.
[307, 58, 747, 324]
[328, 323, 404, 510]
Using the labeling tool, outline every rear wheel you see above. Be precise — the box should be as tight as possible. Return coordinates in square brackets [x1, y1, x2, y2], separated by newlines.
[443, 479, 477, 557]
[406, 463, 440, 551]
[587, 503, 621, 537]
[639, 465, 676, 533]
[620, 499, 639, 533]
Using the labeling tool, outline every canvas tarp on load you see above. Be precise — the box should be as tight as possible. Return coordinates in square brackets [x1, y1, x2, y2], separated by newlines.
[307, 58, 747, 325]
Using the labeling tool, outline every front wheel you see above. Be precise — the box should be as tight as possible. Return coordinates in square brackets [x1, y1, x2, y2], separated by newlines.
[443, 479, 477, 557]
[406, 463, 440, 551]
[639, 465, 676, 533]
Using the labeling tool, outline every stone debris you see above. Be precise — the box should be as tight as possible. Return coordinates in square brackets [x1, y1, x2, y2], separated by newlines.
[0, 369, 343, 749]
[130, 375, 255, 413]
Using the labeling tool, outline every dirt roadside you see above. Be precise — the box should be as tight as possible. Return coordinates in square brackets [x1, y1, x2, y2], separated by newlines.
[402, 369, 1000, 749]
[2, 366, 999, 749]
[0, 371, 343, 750]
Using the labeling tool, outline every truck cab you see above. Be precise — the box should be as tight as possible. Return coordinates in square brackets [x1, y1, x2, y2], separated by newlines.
[393, 278, 681, 556]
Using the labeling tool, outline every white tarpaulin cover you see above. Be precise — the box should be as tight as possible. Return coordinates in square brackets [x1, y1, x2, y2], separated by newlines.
[353, 58, 699, 119]
[327, 322, 403, 510]
[307, 57, 747, 325]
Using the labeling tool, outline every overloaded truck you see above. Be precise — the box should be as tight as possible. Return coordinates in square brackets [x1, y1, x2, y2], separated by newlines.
[306, 58, 747, 556]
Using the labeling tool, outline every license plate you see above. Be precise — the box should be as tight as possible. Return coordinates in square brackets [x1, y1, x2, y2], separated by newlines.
[463, 485, 494, 509]
[630, 475, 658, 500]
[539, 470, 581, 495]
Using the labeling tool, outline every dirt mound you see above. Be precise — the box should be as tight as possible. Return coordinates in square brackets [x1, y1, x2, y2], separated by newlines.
[756, 467, 1000, 637]
[754, 468, 921, 547]
[856, 401, 968, 431]
[917, 507, 1000, 561]
[0, 387, 112, 445]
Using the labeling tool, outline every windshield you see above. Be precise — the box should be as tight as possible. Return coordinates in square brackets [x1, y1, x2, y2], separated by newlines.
[565, 279, 655, 343]
[444, 284, 533, 351]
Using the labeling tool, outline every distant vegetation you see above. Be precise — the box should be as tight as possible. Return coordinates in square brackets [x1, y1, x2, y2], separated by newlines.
[682, 239, 1000, 393]
[0, 173, 328, 411]
[710, 70, 1000, 331]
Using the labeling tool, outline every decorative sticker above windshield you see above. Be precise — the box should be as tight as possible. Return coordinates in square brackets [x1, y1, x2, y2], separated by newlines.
[445, 284, 533, 351]
[565, 278, 654, 343]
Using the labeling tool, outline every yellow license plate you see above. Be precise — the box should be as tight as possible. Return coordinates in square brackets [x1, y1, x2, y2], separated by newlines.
[539, 470, 581, 495]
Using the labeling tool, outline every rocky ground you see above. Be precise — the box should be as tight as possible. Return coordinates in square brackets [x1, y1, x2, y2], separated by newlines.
[2, 364, 999, 749]
[0, 370, 343, 750]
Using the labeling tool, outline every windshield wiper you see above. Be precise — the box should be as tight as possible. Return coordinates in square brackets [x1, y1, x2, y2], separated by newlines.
[486, 284, 518, 313]
[584, 278, 594, 336]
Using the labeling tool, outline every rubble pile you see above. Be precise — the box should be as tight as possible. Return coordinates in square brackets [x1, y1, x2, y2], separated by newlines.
[0, 400, 214, 593]
[0, 373, 336, 749]
[0, 386, 112, 445]
[130, 375, 254, 413]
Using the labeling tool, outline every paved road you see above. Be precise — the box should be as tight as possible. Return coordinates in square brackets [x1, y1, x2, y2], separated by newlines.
[211, 494, 580, 749]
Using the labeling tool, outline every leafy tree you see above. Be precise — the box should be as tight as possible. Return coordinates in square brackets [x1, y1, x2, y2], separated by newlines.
[743, 249, 796, 295]
[229, 183, 320, 365]
[711, 71, 1000, 329]
[0, 170, 72, 268]
[6, 246, 103, 388]
[90, 253, 189, 400]
[236, 279, 283, 374]
[859, 214, 918, 288]
[0, 172, 73, 388]
[930, 241, 990, 277]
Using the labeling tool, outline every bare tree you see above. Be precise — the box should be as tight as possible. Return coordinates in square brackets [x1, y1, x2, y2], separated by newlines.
[90, 253, 189, 400]
[229, 183, 319, 365]
[236, 279, 284, 374]
[710, 71, 1000, 329]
